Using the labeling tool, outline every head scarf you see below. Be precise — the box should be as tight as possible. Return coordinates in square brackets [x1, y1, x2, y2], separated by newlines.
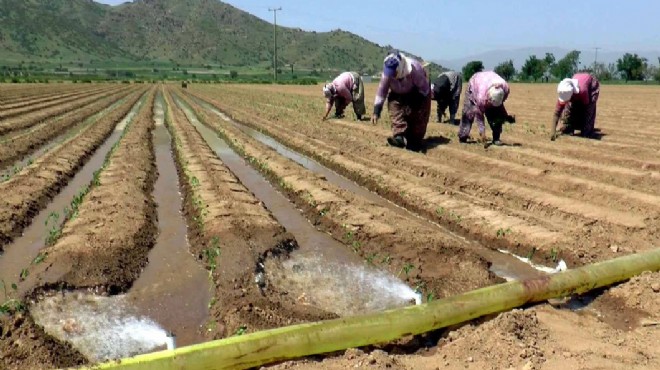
[383, 51, 412, 79]
[557, 78, 580, 103]
[488, 85, 505, 107]
[322, 83, 336, 99]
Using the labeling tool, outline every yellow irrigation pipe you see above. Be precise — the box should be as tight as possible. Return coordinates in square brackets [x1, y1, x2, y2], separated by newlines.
[77, 248, 660, 370]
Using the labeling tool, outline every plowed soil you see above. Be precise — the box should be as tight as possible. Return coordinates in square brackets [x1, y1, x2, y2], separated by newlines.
[0, 83, 658, 370]
[184, 83, 659, 370]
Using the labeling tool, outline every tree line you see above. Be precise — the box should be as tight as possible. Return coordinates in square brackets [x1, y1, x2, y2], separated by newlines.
[460, 51, 660, 83]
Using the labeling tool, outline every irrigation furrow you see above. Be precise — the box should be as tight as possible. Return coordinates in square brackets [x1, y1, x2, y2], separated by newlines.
[189, 86, 659, 265]
[177, 91, 513, 300]
[186, 89, 568, 261]
[0, 89, 135, 171]
[0, 93, 146, 294]
[0, 87, 129, 136]
[25, 88, 157, 292]
[163, 89, 334, 337]
[0, 89, 146, 252]
[0, 86, 115, 120]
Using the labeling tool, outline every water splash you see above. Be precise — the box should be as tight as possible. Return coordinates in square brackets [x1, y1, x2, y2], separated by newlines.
[267, 254, 419, 316]
[31, 292, 169, 362]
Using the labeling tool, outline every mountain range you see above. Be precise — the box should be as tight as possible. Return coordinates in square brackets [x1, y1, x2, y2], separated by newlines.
[0, 0, 443, 74]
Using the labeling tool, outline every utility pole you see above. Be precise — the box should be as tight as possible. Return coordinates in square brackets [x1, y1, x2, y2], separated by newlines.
[593, 47, 601, 72]
[268, 7, 282, 81]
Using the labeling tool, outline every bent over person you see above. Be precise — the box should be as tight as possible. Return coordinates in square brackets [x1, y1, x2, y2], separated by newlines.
[432, 70, 462, 124]
[322, 71, 366, 121]
[550, 73, 600, 140]
[458, 71, 515, 146]
[371, 51, 431, 152]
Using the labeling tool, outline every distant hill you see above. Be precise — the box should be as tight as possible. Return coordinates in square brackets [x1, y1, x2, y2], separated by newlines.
[436, 47, 660, 71]
[0, 0, 443, 74]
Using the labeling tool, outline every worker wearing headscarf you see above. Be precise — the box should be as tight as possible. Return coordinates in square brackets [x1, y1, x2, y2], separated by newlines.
[322, 71, 366, 121]
[550, 73, 600, 140]
[371, 51, 431, 152]
[458, 71, 515, 146]
[432, 70, 462, 124]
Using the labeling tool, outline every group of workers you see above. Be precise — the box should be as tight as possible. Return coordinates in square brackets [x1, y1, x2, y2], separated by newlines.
[322, 50, 600, 151]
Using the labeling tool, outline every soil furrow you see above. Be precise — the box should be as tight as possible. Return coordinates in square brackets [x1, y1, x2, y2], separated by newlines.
[163, 88, 334, 338]
[177, 91, 504, 300]
[0, 87, 127, 136]
[0, 89, 135, 170]
[0, 89, 146, 252]
[26, 88, 157, 292]
[0, 86, 114, 120]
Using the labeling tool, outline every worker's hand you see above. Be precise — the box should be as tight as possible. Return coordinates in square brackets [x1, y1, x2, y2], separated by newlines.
[371, 116, 378, 125]
[506, 114, 516, 124]
[550, 131, 557, 141]
[478, 133, 488, 148]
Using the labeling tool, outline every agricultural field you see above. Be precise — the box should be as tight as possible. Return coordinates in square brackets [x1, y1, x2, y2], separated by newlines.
[0, 82, 658, 370]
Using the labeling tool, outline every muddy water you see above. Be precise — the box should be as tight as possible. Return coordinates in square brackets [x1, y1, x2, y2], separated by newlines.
[192, 98, 546, 282]
[175, 97, 419, 316]
[0, 95, 130, 179]
[126, 96, 211, 347]
[0, 98, 144, 295]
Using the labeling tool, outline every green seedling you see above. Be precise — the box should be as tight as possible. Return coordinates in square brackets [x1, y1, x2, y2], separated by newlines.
[233, 325, 247, 336]
[400, 263, 415, 277]
[435, 207, 445, 216]
[380, 254, 392, 265]
[0, 280, 24, 314]
[208, 296, 217, 309]
[550, 248, 559, 263]
[496, 227, 512, 238]
[526, 247, 537, 261]
[19, 268, 29, 282]
[203, 237, 222, 274]
[351, 240, 361, 253]
[318, 207, 329, 217]
[32, 252, 47, 265]
[365, 253, 377, 265]
[426, 292, 436, 303]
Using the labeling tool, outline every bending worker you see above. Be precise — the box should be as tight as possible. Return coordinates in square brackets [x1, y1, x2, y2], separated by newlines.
[371, 51, 431, 152]
[550, 73, 600, 140]
[458, 70, 515, 146]
[322, 71, 366, 121]
[432, 70, 462, 124]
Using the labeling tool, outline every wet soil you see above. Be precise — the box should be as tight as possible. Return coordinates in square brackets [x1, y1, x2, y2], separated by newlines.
[0, 89, 146, 252]
[0, 86, 124, 136]
[0, 88, 135, 170]
[163, 89, 335, 340]
[26, 89, 157, 292]
[178, 91, 501, 302]
[0, 94, 146, 294]
[126, 96, 212, 347]
[188, 84, 659, 268]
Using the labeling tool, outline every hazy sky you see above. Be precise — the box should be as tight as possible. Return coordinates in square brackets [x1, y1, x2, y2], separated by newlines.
[96, 1, 660, 60]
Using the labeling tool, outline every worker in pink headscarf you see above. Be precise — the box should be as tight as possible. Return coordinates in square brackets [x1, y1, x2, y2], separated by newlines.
[370, 50, 431, 152]
[322, 71, 366, 121]
[550, 73, 600, 140]
[458, 71, 516, 147]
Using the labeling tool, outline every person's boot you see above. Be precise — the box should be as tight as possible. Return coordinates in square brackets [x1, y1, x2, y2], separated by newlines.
[492, 140, 503, 146]
[449, 114, 456, 125]
[356, 114, 362, 121]
[387, 134, 406, 148]
[458, 136, 468, 143]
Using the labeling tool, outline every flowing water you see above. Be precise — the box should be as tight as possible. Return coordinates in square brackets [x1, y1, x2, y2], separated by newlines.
[175, 96, 420, 316]
[190, 96, 550, 282]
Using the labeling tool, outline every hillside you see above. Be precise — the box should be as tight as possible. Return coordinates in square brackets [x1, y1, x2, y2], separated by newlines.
[0, 0, 442, 74]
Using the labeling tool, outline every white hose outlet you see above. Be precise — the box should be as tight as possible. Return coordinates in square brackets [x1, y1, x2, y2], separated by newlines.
[414, 292, 423, 305]
[165, 333, 176, 350]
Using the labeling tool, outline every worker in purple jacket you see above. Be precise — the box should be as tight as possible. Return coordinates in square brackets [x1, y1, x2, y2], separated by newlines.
[322, 71, 366, 121]
[458, 71, 516, 147]
[371, 51, 431, 152]
[550, 73, 600, 140]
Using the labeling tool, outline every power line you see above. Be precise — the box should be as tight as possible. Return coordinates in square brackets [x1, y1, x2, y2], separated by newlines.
[268, 7, 282, 81]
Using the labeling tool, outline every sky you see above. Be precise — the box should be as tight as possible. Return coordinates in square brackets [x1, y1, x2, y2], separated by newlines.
[96, 1, 660, 61]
